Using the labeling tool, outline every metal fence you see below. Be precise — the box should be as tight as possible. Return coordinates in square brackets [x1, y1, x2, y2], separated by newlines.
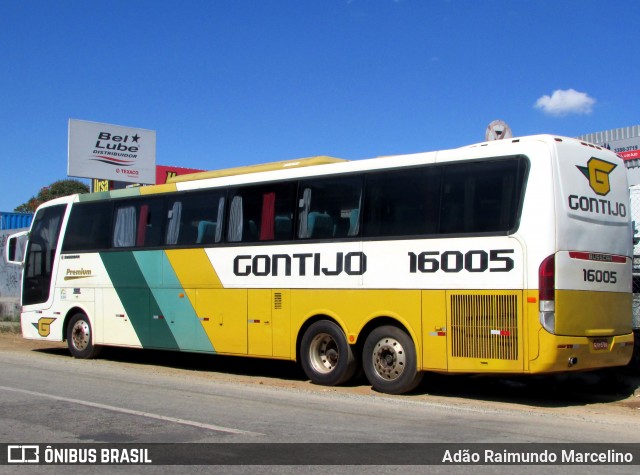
[631, 188, 640, 329]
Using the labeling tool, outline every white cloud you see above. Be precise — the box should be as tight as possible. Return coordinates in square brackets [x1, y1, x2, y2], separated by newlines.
[534, 89, 596, 116]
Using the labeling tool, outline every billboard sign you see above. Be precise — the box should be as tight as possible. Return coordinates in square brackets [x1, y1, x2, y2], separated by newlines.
[68, 119, 156, 184]
[90, 165, 205, 192]
[156, 165, 204, 184]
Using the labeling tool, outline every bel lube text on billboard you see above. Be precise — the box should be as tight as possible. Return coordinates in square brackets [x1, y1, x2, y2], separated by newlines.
[68, 119, 156, 184]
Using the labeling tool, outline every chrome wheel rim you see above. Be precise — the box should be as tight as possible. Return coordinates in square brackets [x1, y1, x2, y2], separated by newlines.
[371, 336, 406, 381]
[71, 320, 90, 351]
[308, 333, 339, 374]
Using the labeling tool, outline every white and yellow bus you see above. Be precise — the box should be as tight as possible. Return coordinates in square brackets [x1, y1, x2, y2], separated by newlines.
[6, 135, 634, 394]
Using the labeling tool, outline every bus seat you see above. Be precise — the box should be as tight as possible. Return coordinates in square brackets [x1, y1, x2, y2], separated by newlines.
[348, 209, 360, 236]
[275, 215, 292, 239]
[308, 211, 333, 238]
[246, 219, 259, 241]
[334, 217, 350, 237]
[196, 221, 217, 244]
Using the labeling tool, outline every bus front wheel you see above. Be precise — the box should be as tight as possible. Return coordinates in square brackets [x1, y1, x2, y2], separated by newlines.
[300, 320, 357, 386]
[362, 325, 423, 394]
[66, 313, 102, 359]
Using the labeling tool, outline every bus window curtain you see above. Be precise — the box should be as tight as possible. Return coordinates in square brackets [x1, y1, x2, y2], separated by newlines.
[227, 195, 243, 242]
[349, 194, 362, 236]
[215, 197, 225, 243]
[165, 201, 182, 245]
[136, 205, 149, 246]
[298, 188, 311, 238]
[260, 192, 276, 240]
[113, 206, 136, 247]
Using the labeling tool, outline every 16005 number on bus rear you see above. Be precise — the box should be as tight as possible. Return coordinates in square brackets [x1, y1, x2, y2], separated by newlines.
[582, 268, 617, 284]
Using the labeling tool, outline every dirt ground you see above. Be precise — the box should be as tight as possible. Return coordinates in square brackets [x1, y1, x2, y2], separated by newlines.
[1, 331, 639, 420]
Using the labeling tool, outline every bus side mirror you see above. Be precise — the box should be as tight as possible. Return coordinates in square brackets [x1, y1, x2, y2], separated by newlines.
[5, 231, 28, 265]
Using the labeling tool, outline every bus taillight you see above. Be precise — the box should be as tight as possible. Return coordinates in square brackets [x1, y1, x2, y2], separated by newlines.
[539, 254, 555, 333]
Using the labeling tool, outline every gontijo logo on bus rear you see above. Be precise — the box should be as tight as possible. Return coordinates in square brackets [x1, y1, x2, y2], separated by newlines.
[569, 157, 626, 217]
[577, 157, 616, 196]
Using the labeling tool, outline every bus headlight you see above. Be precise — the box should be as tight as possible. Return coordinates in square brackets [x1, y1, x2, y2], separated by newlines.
[539, 300, 555, 334]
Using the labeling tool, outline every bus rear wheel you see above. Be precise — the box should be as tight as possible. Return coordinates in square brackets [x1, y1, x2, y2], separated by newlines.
[362, 325, 423, 394]
[66, 313, 102, 359]
[300, 320, 357, 386]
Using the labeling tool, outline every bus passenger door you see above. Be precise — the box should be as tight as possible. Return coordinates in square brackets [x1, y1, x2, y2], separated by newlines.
[196, 289, 247, 355]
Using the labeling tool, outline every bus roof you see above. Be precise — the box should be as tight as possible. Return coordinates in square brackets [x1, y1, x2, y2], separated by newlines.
[167, 156, 347, 183]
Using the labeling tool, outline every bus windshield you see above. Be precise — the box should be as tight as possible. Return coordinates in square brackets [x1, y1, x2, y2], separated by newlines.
[22, 204, 65, 306]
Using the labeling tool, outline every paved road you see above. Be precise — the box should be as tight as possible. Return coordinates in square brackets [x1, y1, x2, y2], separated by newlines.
[0, 338, 638, 472]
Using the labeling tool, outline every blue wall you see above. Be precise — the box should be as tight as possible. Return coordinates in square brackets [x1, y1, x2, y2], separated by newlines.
[0, 212, 33, 231]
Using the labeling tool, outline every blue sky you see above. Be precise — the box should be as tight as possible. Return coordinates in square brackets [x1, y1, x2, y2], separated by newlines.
[1, 0, 639, 212]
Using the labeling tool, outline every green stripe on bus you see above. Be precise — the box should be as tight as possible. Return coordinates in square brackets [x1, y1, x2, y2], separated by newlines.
[133, 251, 215, 352]
[100, 251, 178, 350]
[78, 187, 141, 202]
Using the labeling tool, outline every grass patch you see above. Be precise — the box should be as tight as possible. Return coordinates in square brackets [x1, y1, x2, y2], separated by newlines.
[0, 323, 21, 334]
[0, 315, 20, 323]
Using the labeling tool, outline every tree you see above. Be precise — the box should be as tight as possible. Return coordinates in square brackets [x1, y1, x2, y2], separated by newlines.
[14, 179, 89, 213]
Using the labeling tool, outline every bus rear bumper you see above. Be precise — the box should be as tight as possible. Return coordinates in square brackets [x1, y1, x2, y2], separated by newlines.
[529, 329, 634, 373]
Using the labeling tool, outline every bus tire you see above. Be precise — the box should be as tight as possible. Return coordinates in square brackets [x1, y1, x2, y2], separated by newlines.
[362, 325, 423, 394]
[300, 320, 357, 386]
[66, 313, 102, 359]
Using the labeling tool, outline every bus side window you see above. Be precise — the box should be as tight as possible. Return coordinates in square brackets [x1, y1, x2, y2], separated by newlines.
[227, 183, 296, 243]
[62, 201, 112, 252]
[112, 199, 164, 248]
[363, 167, 440, 237]
[297, 176, 363, 240]
[440, 159, 525, 235]
[166, 191, 225, 246]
